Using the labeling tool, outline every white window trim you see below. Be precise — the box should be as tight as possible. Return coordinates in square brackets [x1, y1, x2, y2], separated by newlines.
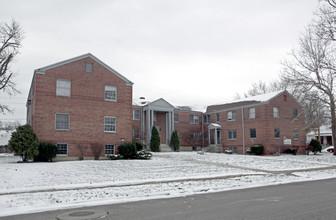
[133, 110, 140, 120]
[249, 108, 255, 119]
[250, 128, 257, 139]
[104, 116, 116, 133]
[86, 62, 93, 73]
[104, 144, 115, 156]
[56, 143, 68, 156]
[227, 111, 236, 121]
[105, 85, 117, 102]
[55, 113, 70, 131]
[174, 113, 179, 123]
[190, 115, 199, 124]
[56, 79, 71, 97]
[228, 130, 237, 140]
[273, 107, 279, 118]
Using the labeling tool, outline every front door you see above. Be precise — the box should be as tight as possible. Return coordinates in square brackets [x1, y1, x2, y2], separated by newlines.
[217, 130, 221, 144]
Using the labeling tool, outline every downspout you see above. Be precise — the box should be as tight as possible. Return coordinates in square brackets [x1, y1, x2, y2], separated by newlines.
[241, 107, 245, 155]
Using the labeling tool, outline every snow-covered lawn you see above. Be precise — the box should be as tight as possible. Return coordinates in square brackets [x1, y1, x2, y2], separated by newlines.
[1, 152, 336, 217]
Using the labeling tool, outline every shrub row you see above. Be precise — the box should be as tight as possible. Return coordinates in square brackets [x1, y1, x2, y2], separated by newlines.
[108, 142, 152, 160]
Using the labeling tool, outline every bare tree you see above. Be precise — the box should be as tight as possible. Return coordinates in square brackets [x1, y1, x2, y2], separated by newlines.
[282, 5, 336, 155]
[0, 19, 24, 114]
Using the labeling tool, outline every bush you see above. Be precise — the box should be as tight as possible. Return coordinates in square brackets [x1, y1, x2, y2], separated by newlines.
[170, 130, 180, 151]
[150, 126, 160, 152]
[8, 124, 39, 162]
[308, 139, 322, 155]
[250, 144, 264, 155]
[284, 148, 297, 155]
[118, 142, 137, 159]
[133, 141, 145, 151]
[136, 150, 152, 160]
[34, 142, 58, 162]
[90, 143, 104, 160]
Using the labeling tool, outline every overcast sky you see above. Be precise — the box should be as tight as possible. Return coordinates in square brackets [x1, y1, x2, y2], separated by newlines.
[0, 0, 321, 124]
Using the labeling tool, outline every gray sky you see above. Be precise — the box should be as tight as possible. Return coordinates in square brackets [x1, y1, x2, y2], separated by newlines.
[0, 0, 320, 124]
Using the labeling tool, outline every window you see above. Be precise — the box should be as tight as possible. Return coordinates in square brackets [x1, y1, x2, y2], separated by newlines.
[293, 129, 299, 140]
[174, 113, 179, 123]
[132, 129, 140, 139]
[56, 79, 71, 97]
[249, 108, 255, 119]
[105, 85, 117, 101]
[216, 113, 220, 123]
[204, 115, 210, 124]
[293, 109, 298, 119]
[228, 130, 237, 140]
[273, 107, 279, 118]
[133, 110, 140, 120]
[154, 111, 157, 121]
[190, 132, 200, 141]
[227, 111, 236, 121]
[274, 128, 280, 139]
[250, 128, 256, 139]
[104, 116, 116, 132]
[55, 113, 69, 130]
[190, 115, 199, 124]
[56, 143, 68, 155]
[105, 145, 115, 155]
[86, 62, 93, 72]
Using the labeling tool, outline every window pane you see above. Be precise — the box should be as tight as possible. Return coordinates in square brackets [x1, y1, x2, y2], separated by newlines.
[273, 107, 279, 118]
[105, 145, 114, 155]
[249, 108, 255, 119]
[250, 128, 256, 138]
[293, 109, 298, 119]
[86, 62, 93, 72]
[105, 85, 117, 101]
[56, 79, 71, 97]
[293, 129, 299, 140]
[274, 128, 280, 138]
[56, 144, 68, 155]
[227, 112, 232, 120]
[216, 113, 220, 122]
[56, 114, 69, 130]
[133, 110, 140, 120]
[174, 114, 179, 122]
[104, 117, 116, 132]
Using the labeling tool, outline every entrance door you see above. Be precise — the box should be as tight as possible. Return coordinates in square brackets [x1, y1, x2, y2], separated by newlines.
[217, 130, 221, 144]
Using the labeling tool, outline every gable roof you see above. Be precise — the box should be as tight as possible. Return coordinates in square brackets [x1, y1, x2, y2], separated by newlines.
[34, 53, 133, 86]
[206, 90, 286, 113]
[142, 98, 175, 111]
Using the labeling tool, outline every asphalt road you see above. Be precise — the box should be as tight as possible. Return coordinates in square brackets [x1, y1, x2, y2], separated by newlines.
[2, 178, 336, 220]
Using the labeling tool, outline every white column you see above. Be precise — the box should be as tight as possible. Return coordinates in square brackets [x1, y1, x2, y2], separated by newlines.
[168, 111, 172, 144]
[171, 111, 174, 132]
[214, 128, 217, 145]
[151, 110, 154, 130]
[146, 110, 150, 144]
[208, 128, 211, 146]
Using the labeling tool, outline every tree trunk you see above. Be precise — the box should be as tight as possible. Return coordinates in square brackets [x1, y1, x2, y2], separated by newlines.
[329, 96, 336, 156]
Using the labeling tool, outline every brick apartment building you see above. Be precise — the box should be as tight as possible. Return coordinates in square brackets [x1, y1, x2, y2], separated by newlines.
[27, 54, 306, 160]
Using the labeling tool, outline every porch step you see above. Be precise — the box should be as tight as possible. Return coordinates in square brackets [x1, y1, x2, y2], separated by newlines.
[160, 144, 173, 152]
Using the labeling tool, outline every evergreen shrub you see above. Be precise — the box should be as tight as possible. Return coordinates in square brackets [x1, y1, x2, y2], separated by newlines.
[34, 142, 58, 162]
[250, 144, 264, 155]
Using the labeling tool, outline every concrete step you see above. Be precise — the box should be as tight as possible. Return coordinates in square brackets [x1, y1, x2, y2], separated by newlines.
[160, 144, 173, 152]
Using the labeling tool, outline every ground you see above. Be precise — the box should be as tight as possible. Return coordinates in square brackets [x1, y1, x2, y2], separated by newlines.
[1, 151, 336, 217]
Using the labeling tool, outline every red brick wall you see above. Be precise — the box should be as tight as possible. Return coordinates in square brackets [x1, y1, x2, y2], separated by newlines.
[174, 110, 203, 147]
[32, 57, 133, 157]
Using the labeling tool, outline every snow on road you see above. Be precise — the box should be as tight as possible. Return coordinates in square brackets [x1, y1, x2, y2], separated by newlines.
[1, 152, 336, 217]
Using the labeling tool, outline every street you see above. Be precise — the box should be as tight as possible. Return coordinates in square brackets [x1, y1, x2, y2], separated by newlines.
[2, 178, 336, 220]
